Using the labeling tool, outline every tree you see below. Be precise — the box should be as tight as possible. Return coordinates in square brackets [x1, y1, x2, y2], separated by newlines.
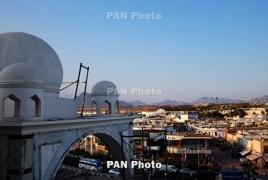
[161, 149, 182, 167]
[240, 162, 258, 180]
[228, 109, 247, 118]
[265, 109, 268, 116]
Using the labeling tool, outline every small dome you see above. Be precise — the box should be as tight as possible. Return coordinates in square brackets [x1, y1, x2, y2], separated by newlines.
[91, 81, 118, 96]
[0, 32, 63, 92]
[0, 63, 43, 85]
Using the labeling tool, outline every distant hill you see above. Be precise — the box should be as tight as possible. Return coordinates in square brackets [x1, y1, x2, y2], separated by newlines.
[128, 100, 147, 106]
[118, 100, 131, 106]
[248, 95, 268, 103]
[177, 101, 191, 105]
[76, 92, 91, 106]
[75, 93, 268, 107]
[232, 99, 246, 104]
[153, 99, 178, 106]
[192, 96, 236, 104]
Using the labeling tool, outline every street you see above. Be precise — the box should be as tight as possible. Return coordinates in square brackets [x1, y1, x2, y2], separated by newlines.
[208, 145, 266, 180]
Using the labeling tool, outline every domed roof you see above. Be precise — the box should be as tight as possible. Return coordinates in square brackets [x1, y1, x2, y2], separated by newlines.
[91, 80, 118, 96]
[0, 32, 63, 92]
[0, 63, 43, 85]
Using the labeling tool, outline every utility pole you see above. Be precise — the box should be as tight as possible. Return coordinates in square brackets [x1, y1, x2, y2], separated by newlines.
[120, 131, 126, 180]
[149, 133, 153, 180]
[182, 155, 184, 179]
[198, 140, 200, 171]
[142, 127, 144, 177]
[165, 126, 168, 180]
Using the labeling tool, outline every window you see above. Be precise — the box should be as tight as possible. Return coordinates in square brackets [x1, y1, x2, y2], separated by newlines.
[97, 139, 105, 146]
[4, 94, 20, 117]
[134, 140, 141, 146]
[27, 95, 41, 117]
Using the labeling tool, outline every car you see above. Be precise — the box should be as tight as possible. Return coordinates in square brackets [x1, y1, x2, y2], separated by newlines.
[180, 168, 194, 174]
[205, 169, 214, 172]
[135, 166, 148, 171]
[190, 171, 197, 176]
[109, 169, 120, 175]
[205, 170, 219, 175]
[240, 158, 248, 162]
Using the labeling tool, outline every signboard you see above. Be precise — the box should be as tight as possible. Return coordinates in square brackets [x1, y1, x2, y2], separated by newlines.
[177, 150, 211, 154]
[219, 170, 244, 180]
[167, 135, 181, 140]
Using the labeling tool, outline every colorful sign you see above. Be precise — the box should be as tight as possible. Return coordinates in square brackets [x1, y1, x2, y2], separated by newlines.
[177, 150, 211, 154]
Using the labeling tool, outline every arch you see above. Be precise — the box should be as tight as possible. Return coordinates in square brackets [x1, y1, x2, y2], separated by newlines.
[91, 101, 97, 116]
[31, 95, 41, 117]
[114, 100, 120, 114]
[27, 95, 41, 117]
[104, 100, 112, 114]
[4, 94, 20, 117]
[38, 128, 132, 180]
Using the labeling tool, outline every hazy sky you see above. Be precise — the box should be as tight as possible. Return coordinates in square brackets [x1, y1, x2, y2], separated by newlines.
[0, 1, 267, 103]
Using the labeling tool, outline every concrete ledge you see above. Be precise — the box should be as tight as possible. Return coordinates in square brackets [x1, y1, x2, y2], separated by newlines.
[0, 116, 135, 135]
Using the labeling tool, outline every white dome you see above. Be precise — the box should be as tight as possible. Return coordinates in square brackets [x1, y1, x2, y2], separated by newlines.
[91, 81, 118, 96]
[0, 32, 63, 92]
[0, 63, 43, 86]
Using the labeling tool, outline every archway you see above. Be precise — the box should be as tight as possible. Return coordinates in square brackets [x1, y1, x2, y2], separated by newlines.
[4, 94, 20, 117]
[114, 100, 119, 115]
[41, 130, 131, 180]
[27, 95, 41, 117]
[91, 101, 97, 116]
[101, 100, 111, 115]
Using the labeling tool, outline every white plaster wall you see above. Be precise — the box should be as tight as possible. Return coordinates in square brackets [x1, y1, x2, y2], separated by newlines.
[8, 138, 34, 170]
[40, 143, 61, 180]
[0, 88, 43, 121]
[4, 98, 14, 117]
[91, 95, 118, 116]
[180, 114, 199, 121]
[43, 98, 77, 120]
[27, 98, 35, 117]
[180, 114, 188, 122]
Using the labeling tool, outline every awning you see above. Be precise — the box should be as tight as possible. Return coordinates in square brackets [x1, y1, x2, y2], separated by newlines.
[240, 150, 251, 156]
[262, 157, 268, 162]
[246, 154, 260, 161]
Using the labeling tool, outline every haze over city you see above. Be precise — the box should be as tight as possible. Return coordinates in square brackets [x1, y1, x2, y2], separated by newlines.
[1, 0, 267, 104]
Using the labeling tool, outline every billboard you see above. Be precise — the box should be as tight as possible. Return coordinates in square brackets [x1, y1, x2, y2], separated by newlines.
[177, 150, 211, 154]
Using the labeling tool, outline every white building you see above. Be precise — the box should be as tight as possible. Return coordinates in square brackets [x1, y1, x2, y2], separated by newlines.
[176, 111, 199, 123]
[0, 32, 77, 121]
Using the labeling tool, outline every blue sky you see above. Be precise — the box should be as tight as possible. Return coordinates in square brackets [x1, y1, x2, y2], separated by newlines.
[0, 0, 267, 103]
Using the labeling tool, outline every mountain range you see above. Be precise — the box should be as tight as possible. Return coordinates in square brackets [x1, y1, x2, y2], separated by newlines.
[76, 93, 268, 106]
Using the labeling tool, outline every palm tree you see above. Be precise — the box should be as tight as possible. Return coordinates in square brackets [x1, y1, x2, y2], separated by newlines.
[240, 161, 258, 180]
